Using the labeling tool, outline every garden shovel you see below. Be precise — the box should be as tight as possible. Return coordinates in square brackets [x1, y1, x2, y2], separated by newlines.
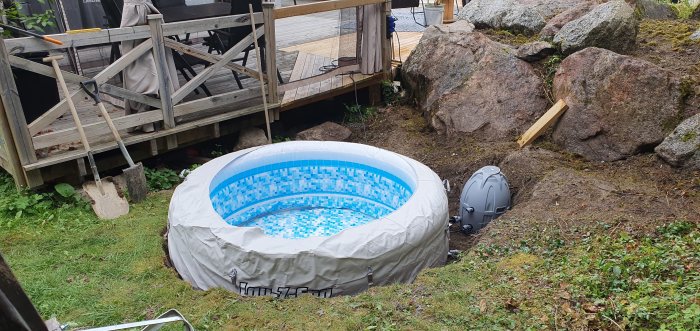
[79, 80, 148, 203]
[43, 55, 128, 220]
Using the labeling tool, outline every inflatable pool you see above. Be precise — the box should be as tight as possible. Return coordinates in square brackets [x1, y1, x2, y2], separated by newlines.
[167, 141, 448, 297]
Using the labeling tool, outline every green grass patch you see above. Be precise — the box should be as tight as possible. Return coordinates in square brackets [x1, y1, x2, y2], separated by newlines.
[0, 174, 698, 329]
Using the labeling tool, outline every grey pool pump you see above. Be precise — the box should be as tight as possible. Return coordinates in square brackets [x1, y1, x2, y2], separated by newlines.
[451, 166, 511, 234]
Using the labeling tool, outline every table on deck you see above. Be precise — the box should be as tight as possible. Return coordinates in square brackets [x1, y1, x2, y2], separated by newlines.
[158, 2, 232, 23]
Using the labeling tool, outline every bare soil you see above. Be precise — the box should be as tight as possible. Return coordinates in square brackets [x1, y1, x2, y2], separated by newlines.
[348, 103, 700, 252]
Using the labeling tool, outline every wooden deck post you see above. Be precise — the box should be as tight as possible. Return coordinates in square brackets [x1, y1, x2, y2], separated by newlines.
[382, 0, 392, 80]
[262, 0, 279, 109]
[0, 33, 39, 187]
[147, 14, 177, 150]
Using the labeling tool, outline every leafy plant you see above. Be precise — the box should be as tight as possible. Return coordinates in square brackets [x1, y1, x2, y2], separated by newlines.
[1, 0, 56, 36]
[144, 167, 180, 191]
[210, 144, 227, 157]
[0, 173, 89, 227]
[381, 80, 401, 106]
[344, 103, 377, 123]
[543, 54, 563, 103]
[272, 135, 291, 143]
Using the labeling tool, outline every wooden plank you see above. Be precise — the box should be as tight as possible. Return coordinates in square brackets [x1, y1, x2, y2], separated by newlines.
[295, 53, 317, 100]
[24, 103, 276, 170]
[319, 56, 333, 93]
[307, 52, 325, 97]
[8, 55, 160, 108]
[164, 38, 265, 81]
[0, 36, 37, 166]
[381, 0, 391, 79]
[170, 26, 264, 104]
[274, 0, 384, 19]
[279, 64, 358, 92]
[3, 13, 263, 53]
[27, 39, 153, 135]
[0, 94, 27, 187]
[517, 99, 568, 148]
[173, 88, 259, 118]
[263, 2, 279, 104]
[282, 52, 307, 103]
[32, 110, 163, 149]
[147, 14, 177, 150]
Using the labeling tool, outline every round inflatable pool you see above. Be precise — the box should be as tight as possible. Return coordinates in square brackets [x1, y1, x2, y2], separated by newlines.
[168, 141, 448, 297]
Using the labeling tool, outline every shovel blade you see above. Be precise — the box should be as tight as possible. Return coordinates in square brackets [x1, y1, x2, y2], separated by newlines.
[83, 179, 129, 220]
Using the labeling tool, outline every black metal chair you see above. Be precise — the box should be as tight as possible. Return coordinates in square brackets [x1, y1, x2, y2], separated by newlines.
[204, 0, 283, 89]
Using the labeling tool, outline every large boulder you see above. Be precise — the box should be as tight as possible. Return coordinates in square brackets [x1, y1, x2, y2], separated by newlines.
[540, 2, 596, 39]
[553, 0, 638, 54]
[655, 113, 700, 170]
[552, 47, 684, 161]
[403, 22, 548, 140]
[635, 0, 677, 20]
[457, 0, 546, 35]
[296, 121, 352, 141]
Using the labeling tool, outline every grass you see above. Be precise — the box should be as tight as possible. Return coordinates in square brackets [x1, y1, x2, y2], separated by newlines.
[0, 174, 699, 329]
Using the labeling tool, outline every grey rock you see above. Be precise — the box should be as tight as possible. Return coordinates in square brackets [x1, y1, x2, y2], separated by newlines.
[296, 121, 352, 141]
[552, 48, 684, 161]
[457, 0, 546, 35]
[403, 27, 548, 141]
[540, 2, 596, 39]
[234, 127, 268, 150]
[553, 0, 639, 54]
[692, 4, 700, 20]
[635, 0, 677, 20]
[691, 28, 700, 41]
[516, 41, 556, 62]
[655, 113, 700, 170]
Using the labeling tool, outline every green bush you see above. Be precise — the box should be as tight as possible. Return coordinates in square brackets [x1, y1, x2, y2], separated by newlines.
[144, 167, 180, 191]
[344, 103, 377, 123]
[0, 173, 90, 227]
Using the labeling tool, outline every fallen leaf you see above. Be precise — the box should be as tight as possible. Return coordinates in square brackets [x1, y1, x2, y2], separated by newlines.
[479, 299, 487, 313]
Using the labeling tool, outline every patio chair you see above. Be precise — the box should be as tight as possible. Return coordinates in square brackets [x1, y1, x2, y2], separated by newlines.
[203, 0, 283, 89]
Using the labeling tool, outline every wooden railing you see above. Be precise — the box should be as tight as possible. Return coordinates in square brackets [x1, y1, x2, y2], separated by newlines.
[0, 0, 391, 187]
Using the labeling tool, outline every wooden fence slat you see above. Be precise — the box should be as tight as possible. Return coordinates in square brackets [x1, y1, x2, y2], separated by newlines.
[173, 87, 259, 118]
[8, 55, 160, 108]
[164, 38, 265, 81]
[263, 1, 279, 104]
[27, 38, 153, 136]
[24, 103, 274, 171]
[0, 36, 37, 166]
[32, 110, 164, 149]
[3, 13, 263, 53]
[170, 26, 264, 104]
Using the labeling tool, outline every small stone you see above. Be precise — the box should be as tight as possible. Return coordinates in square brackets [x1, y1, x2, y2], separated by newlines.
[296, 121, 352, 141]
[655, 113, 700, 170]
[691, 28, 700, 41]
[516, 41, 555, 62]
[234, 127, 268, 150]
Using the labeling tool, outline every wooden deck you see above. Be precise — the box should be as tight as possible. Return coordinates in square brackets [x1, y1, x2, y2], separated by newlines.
[0, 0, 423, 187]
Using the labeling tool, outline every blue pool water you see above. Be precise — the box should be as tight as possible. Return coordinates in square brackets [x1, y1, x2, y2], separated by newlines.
[210, 160, 414, 239]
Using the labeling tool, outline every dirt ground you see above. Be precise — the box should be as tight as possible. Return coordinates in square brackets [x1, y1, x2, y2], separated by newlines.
[347, 103, 700, 252]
